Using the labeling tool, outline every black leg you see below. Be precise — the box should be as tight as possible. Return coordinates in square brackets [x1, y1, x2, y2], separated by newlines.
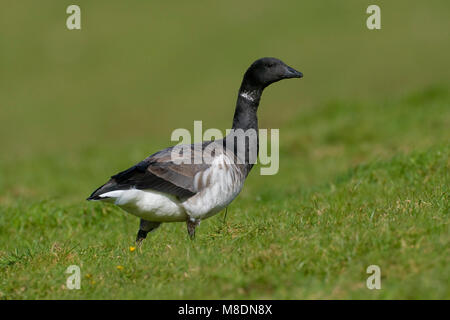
[136, 219, 161, 247]
[223, 207, 228, 224]
[186, 218, 200, 240]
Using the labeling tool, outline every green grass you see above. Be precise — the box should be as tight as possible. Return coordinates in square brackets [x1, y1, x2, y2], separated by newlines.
[0, 0, 449, 299]
[1, 89, 449, 299]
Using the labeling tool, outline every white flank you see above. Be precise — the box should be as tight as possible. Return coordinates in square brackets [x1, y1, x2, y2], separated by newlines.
[182, 153, 244, 219]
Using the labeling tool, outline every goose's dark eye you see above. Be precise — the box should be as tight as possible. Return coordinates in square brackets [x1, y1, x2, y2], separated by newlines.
[265, 63, 275, 68]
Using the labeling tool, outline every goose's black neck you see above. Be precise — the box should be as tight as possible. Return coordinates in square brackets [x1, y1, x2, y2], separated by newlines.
[231, 81, 263, 131]
[227, 79, 264, 176]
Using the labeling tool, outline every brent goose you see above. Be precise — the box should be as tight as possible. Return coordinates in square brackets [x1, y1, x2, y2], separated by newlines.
[87, 57, 303, 245]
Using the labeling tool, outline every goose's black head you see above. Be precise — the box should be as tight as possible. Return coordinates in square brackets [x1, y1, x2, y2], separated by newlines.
[242, 57, 303, 90]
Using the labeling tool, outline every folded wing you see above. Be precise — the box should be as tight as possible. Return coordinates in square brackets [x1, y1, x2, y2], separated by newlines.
[87, 143, 212, 200]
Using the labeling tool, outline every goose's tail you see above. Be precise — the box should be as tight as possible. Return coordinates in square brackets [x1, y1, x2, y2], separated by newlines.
[87, 179, 122, 201]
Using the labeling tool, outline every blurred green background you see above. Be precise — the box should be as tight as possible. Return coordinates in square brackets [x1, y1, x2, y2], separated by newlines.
[0, 1, 449, 299]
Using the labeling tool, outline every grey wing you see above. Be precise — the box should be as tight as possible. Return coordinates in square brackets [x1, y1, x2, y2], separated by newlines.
[87, 143, 211, 200]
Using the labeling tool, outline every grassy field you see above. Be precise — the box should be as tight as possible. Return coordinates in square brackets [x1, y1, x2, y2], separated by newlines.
[0, 1, 449, 299]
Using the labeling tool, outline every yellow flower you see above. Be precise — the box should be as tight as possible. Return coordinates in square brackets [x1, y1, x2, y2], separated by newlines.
[116, 265, 124, 271]
[129, 246, 136, 252]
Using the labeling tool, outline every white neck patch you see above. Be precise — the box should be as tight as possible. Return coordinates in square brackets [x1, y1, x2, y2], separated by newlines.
[240, 91, 256, 102]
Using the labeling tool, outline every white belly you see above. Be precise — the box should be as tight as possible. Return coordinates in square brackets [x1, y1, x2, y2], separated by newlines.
[100, 189, 187, 222]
